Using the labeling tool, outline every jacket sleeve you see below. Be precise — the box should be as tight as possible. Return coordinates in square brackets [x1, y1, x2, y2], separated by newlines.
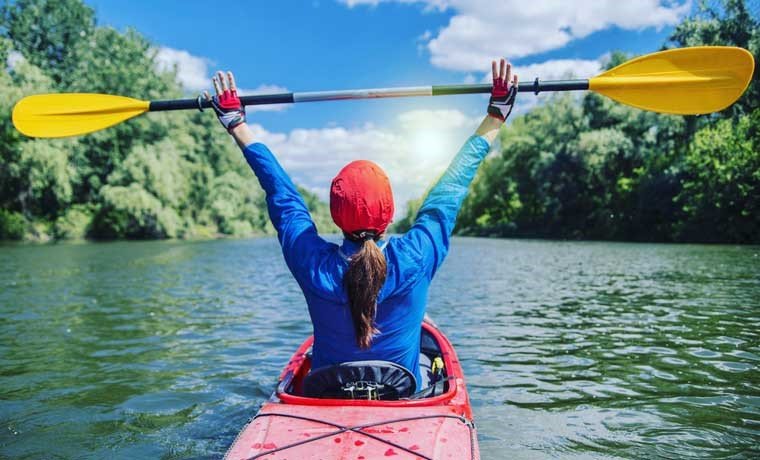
[241, 142, 328, 281]
[401, 135, 490, 279]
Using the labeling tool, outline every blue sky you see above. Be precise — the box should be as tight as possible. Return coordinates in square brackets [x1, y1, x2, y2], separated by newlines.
[84, 0, 692, 213]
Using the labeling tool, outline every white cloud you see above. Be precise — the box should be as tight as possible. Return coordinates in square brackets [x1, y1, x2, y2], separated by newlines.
[340, 0, 451, 11]
[462, 73, 477, 84]
[247, 108, 482, 216]
[154, 47, 210, 91]
[513, 58, 602, 82]
[154, 46, 289, 112]
[6, 50, 24, 71]
[513, 58, 603, 114]
[239, 84, 292, 112]
[397, 108, 476, 130]
[474, 57, 602, 83]
[339, 0, 689, 71]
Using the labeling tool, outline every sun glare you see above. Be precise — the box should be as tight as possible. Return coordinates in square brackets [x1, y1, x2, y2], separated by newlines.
[411, 130, 448, 162]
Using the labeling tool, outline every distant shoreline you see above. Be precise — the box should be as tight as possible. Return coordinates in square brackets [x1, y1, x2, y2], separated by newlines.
[2, 233, 758, 247]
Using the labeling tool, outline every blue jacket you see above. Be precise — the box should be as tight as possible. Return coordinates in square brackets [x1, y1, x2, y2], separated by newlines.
[242, 135, 491, 389]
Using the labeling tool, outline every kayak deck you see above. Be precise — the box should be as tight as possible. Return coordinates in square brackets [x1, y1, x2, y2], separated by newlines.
[225, 322, 479, 460]
[226, 404, 476, 459]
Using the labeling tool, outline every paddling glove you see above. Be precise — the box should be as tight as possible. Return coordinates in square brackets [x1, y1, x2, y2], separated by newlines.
[209, 89, 246, 132]
[487, 78, 517, 122]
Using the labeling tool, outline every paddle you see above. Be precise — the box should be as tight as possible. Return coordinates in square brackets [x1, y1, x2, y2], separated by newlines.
[12, 46, 755, 139]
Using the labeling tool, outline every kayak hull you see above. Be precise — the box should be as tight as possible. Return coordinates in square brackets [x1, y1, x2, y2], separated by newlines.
[225, 322, 478, 460]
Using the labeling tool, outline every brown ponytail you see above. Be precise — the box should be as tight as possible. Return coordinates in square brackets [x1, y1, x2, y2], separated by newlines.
[344, 236, 387, 349]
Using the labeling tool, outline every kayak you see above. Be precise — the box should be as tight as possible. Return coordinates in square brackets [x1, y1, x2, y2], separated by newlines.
[224, 321, 479, 460]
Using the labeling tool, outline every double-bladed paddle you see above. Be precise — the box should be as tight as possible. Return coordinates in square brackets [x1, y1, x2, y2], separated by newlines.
[11, 46, 755, 139]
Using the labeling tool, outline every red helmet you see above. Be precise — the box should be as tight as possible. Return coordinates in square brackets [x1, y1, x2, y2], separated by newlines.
[330, 160, 394, 236]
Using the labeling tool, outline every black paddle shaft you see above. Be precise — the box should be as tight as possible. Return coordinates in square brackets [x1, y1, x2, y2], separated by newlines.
[147, 79, 590, 112]
[149, 93, 294, 111]
[432, 79, 589, 95]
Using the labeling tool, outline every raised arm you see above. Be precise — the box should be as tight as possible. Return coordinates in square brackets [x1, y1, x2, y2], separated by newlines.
[404, 58, 518, 278]
[205, 71, 325, 276]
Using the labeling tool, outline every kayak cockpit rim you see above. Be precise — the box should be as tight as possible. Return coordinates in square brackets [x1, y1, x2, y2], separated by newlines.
[275, 322, 464, 407]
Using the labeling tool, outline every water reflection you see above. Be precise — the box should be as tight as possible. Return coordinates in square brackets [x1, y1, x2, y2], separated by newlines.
[1, 238, 758, 458]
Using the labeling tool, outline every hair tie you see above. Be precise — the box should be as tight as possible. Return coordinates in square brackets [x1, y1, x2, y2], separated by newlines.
[353, 230, 377, 241]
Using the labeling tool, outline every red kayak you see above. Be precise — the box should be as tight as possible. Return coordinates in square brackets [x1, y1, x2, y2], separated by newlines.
[225, 321, 478, 460]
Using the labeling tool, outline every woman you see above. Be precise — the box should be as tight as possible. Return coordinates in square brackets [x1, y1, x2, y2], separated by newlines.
[205, 60, 517, 391]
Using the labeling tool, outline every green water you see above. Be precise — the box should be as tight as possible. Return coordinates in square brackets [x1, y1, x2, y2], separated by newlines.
[1, 237, 758, 459]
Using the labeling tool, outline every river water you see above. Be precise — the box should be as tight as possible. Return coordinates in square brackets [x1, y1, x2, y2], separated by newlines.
[1, 237, 758, 459]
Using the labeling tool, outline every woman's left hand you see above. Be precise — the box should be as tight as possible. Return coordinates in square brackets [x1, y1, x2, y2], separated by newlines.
[204, 70, 246, 133]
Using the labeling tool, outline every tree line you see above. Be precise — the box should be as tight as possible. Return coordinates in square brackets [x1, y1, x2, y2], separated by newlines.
[1, 0, 757, 244]
[0, 0, 332, 241]
[398, 0, 759, 244]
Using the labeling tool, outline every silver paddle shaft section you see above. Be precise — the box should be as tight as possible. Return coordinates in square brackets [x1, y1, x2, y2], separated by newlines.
[293, 86, 433, 102]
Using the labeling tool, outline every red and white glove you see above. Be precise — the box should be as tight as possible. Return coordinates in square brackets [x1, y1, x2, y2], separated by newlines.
[204, 71, 246, 132]
[487, 59, 518, 122]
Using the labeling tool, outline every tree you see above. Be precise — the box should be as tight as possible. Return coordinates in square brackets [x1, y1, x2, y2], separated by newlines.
[676, 109, 760, 242]
[668, 0, 759, 117]
[0, 0, 332, 241]
[391, 197, 424, 234]
[417, 1, 760, 243]
[1, 0, 95, 87]
[91, 183, 180, 239]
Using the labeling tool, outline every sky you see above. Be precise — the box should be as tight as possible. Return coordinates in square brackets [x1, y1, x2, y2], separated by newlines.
[84, 0, 693, 215]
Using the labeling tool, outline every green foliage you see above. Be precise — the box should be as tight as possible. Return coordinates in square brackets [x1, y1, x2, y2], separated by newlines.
[391, 197, 423, 234]
[676, 109, 760, 242]
[18, 139, 77, 218]
[0, 52, 55, 213]
[1, 0, 95, 86]
[107, 139, 193, 210]
[0, 209, 25, 240]
[668, 0, 759, 117]
[91, 184, 180, 239]
[0, 35, 9, 62]
[298, 186, 337, 234]
[53, 205, 91, 240]
[405, 1, 760, 244]
[205, 171, 265, 236]
[0, 0, 331, 241]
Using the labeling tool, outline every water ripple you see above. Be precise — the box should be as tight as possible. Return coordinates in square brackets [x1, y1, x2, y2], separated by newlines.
[1, 238, 758, 458]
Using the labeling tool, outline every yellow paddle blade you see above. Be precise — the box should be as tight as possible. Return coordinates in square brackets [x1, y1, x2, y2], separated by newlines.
[12, 93, 150, 138]
[589, 46, 754, 115]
